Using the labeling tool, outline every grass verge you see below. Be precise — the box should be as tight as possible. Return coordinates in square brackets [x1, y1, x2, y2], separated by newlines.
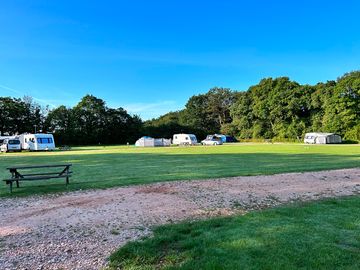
[109, 196, 360, 270]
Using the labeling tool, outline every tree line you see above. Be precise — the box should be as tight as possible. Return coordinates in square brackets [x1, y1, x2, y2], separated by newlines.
[0, 71, 359, 145]
[146, 71, 360, 142]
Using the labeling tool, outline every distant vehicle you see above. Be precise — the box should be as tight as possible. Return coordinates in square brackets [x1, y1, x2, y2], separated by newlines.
[172, 134, 198, 145]
[214, 134, 238, 143]
[201, 135, 223, 145]
[19, 133, 56, 151]
[304, 132, 342, 144]
[0, 138, 21, 152]
[224, 136, 238, 143]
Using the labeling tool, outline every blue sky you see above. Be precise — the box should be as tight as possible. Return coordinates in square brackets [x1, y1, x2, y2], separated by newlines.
[0, 1, 359, 119]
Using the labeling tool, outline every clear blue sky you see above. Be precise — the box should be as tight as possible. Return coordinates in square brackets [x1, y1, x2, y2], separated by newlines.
[0, 1, 359, 119]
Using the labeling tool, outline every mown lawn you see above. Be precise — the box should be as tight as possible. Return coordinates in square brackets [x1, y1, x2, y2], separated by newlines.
[108, 196, 360, 270]
[0, 143, 359, 197]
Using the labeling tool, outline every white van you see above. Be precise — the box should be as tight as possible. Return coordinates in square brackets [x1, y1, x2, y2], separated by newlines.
[19, 133, 56, 151]
[172, 134, 198, 145]
[0, 138, 22, 152]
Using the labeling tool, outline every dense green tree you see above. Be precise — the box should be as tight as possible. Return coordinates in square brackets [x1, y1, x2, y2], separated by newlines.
[323, 72, 360, 140]
[44, 105, 76, 145]
[0, 97, 44, 136]
[45, 95, 142, 145]
[144, 111, 201, 138]
[182, 87, 235, 135]
[1, 71, 359, 144]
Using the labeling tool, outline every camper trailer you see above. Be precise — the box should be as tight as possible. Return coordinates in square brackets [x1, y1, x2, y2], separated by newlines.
[304, 133, 342, 144]
[172, 134, 198, 145]
[19, 133, 56, 151]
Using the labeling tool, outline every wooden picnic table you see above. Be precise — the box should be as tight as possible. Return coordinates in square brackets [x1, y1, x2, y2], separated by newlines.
[3, 164, 72, 193]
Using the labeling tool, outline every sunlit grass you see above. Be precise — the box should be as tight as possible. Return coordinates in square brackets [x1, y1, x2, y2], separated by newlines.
[108, 196, 360, 270]
[0, 143, 359, 196]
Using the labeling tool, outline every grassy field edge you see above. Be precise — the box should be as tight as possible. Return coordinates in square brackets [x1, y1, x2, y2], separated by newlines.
[108, 195, 360, 270]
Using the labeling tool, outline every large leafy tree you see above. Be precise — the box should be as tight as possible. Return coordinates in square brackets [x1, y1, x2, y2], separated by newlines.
[72, 95, 107, 145]
[45, 94, 143, 145]
[323, 71, 360, 140]
[0, 97, 45, 136]
[45, 105, 76, 145]
[183, 87, 236, 135]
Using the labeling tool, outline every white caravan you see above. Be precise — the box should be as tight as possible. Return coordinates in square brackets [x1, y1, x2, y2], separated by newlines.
[19, 133, 56, 151]
[172, 134, 198, 145]
[304, 132, 342, 144]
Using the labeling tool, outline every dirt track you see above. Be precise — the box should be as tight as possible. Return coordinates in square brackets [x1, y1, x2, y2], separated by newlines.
[1, 168, 360, 270]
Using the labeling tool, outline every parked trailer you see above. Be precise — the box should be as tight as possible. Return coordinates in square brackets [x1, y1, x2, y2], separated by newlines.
[304, 133, 342, 144]
[172, 134, 198, 145]
[19, 133, 56, 151]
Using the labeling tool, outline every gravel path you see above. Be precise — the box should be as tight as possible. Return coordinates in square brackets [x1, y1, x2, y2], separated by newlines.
[1, 168, 360, 270]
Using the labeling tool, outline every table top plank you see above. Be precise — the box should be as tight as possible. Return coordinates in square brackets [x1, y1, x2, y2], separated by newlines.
[6, 164, 72, 170]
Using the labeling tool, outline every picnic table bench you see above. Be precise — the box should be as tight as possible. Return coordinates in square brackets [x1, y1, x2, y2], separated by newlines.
[3, 164, 72, 193]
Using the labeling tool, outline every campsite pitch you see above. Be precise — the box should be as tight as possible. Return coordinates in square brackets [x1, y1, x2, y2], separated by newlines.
[0, 143, 359, 197]
[0, 168, 359, 269]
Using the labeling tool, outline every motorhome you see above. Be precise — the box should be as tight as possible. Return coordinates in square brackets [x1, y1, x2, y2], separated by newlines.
[172, 134, 198, 145]
[19, 133, 56, 151]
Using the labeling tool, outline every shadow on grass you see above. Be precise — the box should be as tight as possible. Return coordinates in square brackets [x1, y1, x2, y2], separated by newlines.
[0, 152, 359, 197]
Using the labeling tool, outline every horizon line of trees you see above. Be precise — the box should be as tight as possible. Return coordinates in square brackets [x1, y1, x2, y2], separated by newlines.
[1, 70, 359, 145]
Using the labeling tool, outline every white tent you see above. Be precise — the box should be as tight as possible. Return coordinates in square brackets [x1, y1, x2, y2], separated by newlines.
[135, 137, 171, 147]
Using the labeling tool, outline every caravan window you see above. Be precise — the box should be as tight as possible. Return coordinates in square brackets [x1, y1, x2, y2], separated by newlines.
[37, 138, 53, 144]
[37, 138, 52, 144]
[185, 137, 189, 140]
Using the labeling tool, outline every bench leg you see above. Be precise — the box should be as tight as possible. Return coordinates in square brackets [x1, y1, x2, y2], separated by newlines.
[16, 180, 19, 188]
[8, 181, 13, 193]
[66, 176, 69, 185]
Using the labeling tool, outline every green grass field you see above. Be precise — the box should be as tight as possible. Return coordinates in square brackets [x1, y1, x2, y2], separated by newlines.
[108, 196, 360, 270]
[0, 143, 359, 197]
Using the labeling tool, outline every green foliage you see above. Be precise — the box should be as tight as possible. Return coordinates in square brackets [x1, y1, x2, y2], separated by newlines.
[46, 95, 142, 145]
[229, 72, 360, 141]
[0, 96, 44, 136]
[1, 71, 359, 142]
[108, 196, 360, 270]
[322, 72, 360, 140]
[182, 87, 235, 134]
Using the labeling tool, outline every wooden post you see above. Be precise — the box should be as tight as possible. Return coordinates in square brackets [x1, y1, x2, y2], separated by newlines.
[9, 181, 12, 193]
